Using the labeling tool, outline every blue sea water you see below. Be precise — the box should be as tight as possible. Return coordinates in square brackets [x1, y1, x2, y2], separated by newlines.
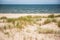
[0, 4, 60, 13]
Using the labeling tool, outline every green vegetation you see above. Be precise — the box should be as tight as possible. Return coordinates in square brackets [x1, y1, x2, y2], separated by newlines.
[0, 14, 60, 34]
[43, 19, 51, 24]
[36, 27, 57, 34]
[52, 18, 57, 23]
[48, 14, 55, 18]
[0, 16, 7, 19]
[16, 22, 24, 29]
[0, 16, 7, 22]
[4, 26, 6, 30]
[57, 21, 60, 27]
[18, 16, 36, 25]
[48, 14, 60, 18]
[4, 32, 9, 35]
[7, 18, 16, 23]
[55, 15, 60, 17]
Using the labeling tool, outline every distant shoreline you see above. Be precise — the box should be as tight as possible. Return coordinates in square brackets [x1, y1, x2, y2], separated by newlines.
[0, 4, 60, 5]
[0, 13, 60, 18]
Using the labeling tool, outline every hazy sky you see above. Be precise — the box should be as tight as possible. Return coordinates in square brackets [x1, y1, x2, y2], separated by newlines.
[0, 0, 60, 4]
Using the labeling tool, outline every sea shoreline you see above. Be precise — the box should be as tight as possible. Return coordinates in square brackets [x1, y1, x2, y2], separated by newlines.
[0, 13, 60, 18]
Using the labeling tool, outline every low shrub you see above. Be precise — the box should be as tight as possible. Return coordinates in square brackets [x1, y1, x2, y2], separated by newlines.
[43, 19, 51, 24]
[52, 19, 57, 23]
[48, 14, 54, 18]
[57, 21, 60, 27]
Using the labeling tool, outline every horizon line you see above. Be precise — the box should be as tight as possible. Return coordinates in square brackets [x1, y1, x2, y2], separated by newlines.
[0, 4, 60, 5]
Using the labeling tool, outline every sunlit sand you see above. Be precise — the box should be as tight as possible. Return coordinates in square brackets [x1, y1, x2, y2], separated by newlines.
[0, 13, 60, 40]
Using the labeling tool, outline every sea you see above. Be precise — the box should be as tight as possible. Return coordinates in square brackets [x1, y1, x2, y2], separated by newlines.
[0, 4, 60, 13]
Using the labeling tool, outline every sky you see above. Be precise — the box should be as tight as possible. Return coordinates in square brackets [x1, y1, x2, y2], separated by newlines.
[0, 0, 60, 4]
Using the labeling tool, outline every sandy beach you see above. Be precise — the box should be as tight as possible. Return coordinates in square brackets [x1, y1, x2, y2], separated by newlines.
[0, 13, 60, 18]
[0, 13, 60, 40]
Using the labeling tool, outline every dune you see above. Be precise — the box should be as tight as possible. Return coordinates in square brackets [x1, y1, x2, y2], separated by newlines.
[0, 13, 60, 40]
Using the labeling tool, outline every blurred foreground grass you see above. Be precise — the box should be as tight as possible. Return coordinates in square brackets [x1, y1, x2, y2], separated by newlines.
[0, 14, 60, 34]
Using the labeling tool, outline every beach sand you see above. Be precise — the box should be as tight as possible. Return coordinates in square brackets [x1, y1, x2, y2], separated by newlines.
[0, 13, 60, 18]
[0, 13, 60, 40]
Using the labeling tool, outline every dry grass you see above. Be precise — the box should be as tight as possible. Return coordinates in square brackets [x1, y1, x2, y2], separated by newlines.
[57, 21, 60, 28]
